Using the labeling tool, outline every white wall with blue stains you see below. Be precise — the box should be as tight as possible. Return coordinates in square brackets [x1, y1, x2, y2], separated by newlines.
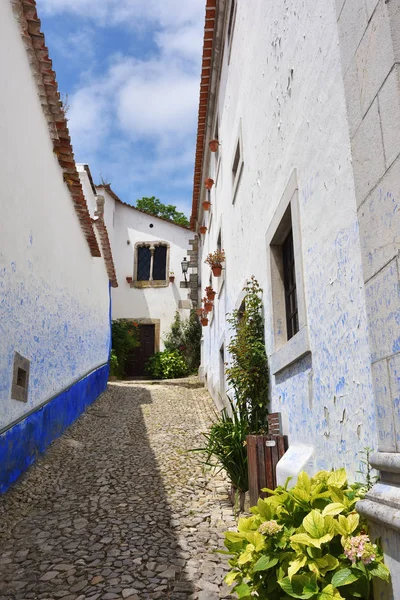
[197, 0, 378, 481]
[0, 0, 111, 432]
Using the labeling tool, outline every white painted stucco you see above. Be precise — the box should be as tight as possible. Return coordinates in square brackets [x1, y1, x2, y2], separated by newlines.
[197, 0, 377, 480]
[0, 0, 111, 431]
[100, 189, 194, 348]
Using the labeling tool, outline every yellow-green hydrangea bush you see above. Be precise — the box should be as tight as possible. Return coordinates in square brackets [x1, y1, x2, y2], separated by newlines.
[223, 469, 390, 599]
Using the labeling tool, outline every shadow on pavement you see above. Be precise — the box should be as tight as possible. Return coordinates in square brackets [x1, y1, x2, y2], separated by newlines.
[0, 383, 194, 599]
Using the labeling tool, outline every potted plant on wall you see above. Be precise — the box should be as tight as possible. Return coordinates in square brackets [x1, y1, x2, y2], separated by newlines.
[200, 311, 209, 326]
[202, 199, 211, 211]
[199, 225, 207, 235]
[205, 286, 216, 301]
[209, 139, 219, 152]
[169, 271, 175, 283]
[205, 249, 225, 277]
[204, 177, 214, 190]
[126, 276, 133, 284]
[202, 297, 213, 313]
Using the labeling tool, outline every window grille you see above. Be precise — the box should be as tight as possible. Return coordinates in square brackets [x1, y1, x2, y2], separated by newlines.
[137, 246, 151, 281]
[153, 245, 167, 280]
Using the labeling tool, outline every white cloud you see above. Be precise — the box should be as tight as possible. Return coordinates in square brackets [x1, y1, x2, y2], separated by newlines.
[37, 0, 205, 30]
[36, 0, 205, 213]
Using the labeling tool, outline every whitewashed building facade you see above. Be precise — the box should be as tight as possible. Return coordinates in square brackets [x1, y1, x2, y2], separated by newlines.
[95, 185, 195, 376]
[0, 1, 117, 492]
[192, 0, 400, 594]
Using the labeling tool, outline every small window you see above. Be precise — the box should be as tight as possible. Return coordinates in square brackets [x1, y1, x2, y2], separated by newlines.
[232, 142, 240, 179]
[137, 246, 151, 281]
[11, 352, 30, 402]
[134, 242, 169, 287]
[227, 0, 237, 55]
[153, 245, 167, 280]
[232, 126, 244, 204]
[282, 229, 299, 339]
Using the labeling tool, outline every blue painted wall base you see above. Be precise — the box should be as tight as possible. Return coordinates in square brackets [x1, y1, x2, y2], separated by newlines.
[0, 364, 109, 494]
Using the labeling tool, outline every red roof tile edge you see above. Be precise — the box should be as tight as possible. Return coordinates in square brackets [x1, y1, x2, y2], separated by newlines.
[190, 0, 217, 230]
[94, 196, 118, 288]
[97, 184, 192, 231]
[11, 0, 101, 258]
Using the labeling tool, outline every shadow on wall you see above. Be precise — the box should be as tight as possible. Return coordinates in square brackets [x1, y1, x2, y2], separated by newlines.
[0, 384, 195, 598]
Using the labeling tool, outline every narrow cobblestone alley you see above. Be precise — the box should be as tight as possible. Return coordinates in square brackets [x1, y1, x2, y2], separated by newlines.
[0, 379, 235, 600]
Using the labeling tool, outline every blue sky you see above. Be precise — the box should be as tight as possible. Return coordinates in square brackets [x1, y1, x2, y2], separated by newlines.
[36, 0, 205, 218]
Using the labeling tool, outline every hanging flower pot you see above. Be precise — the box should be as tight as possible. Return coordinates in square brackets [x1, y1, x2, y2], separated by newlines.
[204, 178, 214, 190]
[211, 265, 222, 277]
[206, 287, 216, 301]
[209, 139, 220, 152]
[169, 272, 175, 283]
[196, 308, 203, 316]
[202, 200, 211, 211]
[205, 249, 225, 278]
[201, 317, 209, 326]
[199, 225, 207, 235]
[126, 276, 133, 283]
[204, 301, 213, 312]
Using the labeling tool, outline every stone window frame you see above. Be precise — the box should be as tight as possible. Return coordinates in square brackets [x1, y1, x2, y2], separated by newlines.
[11, 352, 30, 403]
[132, 241, 170, 288]
[265, 170, 310, 375]
[232, 121, 244, 205]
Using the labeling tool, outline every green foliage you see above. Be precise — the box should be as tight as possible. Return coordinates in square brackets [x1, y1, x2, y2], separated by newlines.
[136, 196, 189, 228]
[111, 319, 140, 378]
[355, 447, 379, 495]
[164, 310, 202, 372]
[109, 349, 119, 377]
[192, 398, 249, 492]
[145, 350, 189, 379]
[226, 276, 269, 434]
[223, 469, 390, 599]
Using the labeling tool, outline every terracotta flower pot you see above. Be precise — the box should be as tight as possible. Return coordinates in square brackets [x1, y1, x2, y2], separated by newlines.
[209, 139, 219, 152]
[196, 308, 203, 316]
[206, 290, 216, 301]
[204, 301, 213, 312]
[169, 276, 175, 283]
[126, 276, 133, 283]
[201, 317, 209, 326]
[202, 200, 211, 211]
[204, 178, 214, 190]
[199, 225, 207, 235]
[211, 265, 222, 277]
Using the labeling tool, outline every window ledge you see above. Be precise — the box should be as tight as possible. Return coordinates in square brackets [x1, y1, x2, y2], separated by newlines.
[270, 326, 311, 375]
[131, 280, 168, 289]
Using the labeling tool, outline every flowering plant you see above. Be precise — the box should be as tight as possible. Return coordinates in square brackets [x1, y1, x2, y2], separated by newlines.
[223, 468, 390, 599]
[205, 249, 225, 267]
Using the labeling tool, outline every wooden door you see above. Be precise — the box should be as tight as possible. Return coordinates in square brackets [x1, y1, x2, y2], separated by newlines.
[126, 324, 155, 376]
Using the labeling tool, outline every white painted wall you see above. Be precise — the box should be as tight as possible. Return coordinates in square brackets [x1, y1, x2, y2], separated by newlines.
[198, 0, 377, 480]
[0, 1, 111, 430]
[101, 189, 194, 347]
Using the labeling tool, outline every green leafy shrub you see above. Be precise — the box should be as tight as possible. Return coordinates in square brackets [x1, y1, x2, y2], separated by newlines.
[111, 319, 140, 378]
[223, 468, 390, 599]
[145, 350, 189, 379]
[193, 398, 249, 492]
[164, 310, 202, 372]
[226, 276, 269, 433]
[109, 349, 119, 377]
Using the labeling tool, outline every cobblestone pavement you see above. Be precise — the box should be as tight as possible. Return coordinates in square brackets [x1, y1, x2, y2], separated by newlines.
[0, 379, 236, 600]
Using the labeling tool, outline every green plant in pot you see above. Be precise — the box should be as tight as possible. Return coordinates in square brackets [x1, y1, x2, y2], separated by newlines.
[192, 277, 269, 510]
